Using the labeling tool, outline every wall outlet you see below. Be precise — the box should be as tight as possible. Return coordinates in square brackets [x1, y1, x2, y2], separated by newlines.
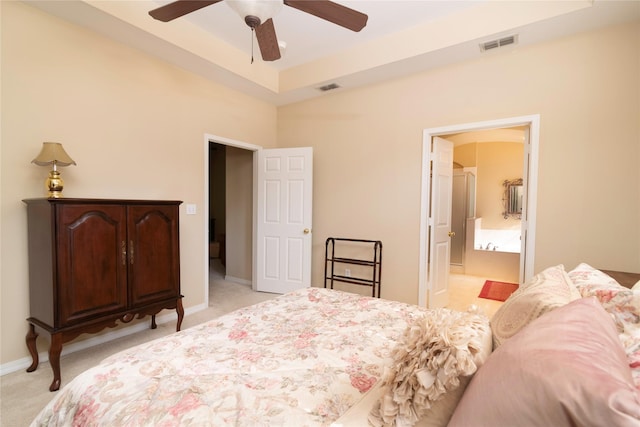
[345, 268, 351, 277]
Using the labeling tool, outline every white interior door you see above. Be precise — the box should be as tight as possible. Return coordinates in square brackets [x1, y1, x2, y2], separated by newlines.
[255, 147, 313, 294]
[428, 137, 454, 308]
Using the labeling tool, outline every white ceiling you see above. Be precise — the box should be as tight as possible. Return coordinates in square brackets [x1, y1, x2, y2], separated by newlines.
[27, 1, 640, 106]
[179, 0, 480, 70]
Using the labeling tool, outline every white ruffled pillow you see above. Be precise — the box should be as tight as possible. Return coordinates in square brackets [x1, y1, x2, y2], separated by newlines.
[368, 307, 491, 427]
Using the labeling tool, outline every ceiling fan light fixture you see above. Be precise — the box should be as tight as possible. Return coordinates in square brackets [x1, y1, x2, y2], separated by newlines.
[278, 40, 287, 55]
[226, 0, 283, 27]
[148, 0, 368, 62]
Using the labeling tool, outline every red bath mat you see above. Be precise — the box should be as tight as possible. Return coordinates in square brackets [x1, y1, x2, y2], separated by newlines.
[478, 280, 519, 302]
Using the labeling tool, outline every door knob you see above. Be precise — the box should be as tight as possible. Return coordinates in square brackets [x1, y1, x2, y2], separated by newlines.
[304, 228, 311, 234]
[448, 231, 456, 237]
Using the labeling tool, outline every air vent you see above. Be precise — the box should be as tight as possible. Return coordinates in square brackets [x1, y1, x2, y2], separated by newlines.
[317, 83, 341, 92]
[480, 35, 518, 52]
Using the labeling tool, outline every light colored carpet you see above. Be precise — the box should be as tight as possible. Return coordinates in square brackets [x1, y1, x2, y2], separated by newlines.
[0, 260, 277, 426]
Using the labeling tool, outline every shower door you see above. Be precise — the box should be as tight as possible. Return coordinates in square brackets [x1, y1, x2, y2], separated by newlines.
[451, 170, 476, 267]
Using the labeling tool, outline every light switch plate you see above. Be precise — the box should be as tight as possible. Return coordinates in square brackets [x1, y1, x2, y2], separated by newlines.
[186, 204, 197, 215]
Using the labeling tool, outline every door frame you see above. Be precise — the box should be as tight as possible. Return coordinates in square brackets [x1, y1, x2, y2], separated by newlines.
[418, 115, 540, 307]
[203, 133, 262, 306]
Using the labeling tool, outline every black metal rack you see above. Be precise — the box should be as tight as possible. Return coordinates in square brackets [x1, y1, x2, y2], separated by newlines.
[324, 237, 382, 298]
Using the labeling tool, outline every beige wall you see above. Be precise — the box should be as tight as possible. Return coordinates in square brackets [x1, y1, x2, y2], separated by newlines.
[0, 2, 277, 365]
[475, 142, 524, 230]
[278, 20, 640, 304]
[225, 146, 253, 282]
[453, 141, 524, 229]
[453, 143, 477, 168]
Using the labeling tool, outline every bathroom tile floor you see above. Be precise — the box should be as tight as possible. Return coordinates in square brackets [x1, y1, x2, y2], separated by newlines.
[447, 273, 504, 319]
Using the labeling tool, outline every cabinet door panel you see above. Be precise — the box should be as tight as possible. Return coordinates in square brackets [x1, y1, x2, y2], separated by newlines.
[57, 205, 128, 325]
[127, 205, 180, 306]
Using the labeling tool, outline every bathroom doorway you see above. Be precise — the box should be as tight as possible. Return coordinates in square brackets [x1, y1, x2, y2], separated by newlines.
[419, 115, 539, 308]
[447, 128, 524, 280]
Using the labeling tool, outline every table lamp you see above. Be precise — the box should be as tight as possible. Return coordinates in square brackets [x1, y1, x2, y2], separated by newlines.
[31, 142, 76, 198]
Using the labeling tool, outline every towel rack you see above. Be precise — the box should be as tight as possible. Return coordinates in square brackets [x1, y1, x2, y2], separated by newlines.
[324, 237, 382, 298]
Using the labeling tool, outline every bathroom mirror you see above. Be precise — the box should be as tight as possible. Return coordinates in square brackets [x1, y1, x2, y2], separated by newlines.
[503, 178, 523, 219]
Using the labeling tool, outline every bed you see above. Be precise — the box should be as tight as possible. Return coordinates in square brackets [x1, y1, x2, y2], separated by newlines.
[31, 287, 492, 426]
[32, 264, 640, 426]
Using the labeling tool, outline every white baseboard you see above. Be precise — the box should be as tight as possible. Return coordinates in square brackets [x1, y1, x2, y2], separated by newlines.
[224, 275, 251, 286]
[0, 302, 208, 376]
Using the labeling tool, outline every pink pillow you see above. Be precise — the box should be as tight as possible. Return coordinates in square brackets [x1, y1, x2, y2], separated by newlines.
[449, 297, 640, 427]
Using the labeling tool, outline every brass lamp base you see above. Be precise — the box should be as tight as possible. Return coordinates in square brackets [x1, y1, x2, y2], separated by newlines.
[45, 170, 65, 198]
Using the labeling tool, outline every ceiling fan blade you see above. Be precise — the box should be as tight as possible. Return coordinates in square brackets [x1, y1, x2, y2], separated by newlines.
[255, 18, 281, 61]
[149, 0, 223, 22]
[284, 0, 368, 32]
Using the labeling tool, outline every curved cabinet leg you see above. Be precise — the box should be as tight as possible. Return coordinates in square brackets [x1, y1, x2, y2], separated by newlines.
[25, 323, 39, 373]
[48, 333, 62, 392]
[176, 298, 184, 332]
[151, 315, 157, 330]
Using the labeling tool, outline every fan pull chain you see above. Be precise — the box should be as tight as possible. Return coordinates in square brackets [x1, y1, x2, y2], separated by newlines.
[250, 28, 254, 64]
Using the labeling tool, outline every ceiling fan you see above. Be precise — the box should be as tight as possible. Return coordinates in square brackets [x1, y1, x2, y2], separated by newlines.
[149, 0, 368, 62]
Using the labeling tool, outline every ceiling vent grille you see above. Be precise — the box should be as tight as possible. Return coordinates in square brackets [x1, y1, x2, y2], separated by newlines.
[480, 35, 518, 52]
[317, 83, 341, 92]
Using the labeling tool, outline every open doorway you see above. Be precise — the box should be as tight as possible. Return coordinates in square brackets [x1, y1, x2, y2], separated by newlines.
[204, 134, 261, 307]
[447, 128, 525, 282]
[208, 141, 254, 299]
[418, 115, 539, 308]
[208, 142, 255, 285]
[202, 135, 314, 306]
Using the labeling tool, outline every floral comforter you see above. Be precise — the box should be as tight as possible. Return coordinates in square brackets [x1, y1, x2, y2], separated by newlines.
[32, 288, 430, 426]
[569, 263, 640, 388]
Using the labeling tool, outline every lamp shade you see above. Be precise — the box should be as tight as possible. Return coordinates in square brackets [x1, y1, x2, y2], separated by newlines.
[32, 142, 76, 167]
[226, 0, 283, 24]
